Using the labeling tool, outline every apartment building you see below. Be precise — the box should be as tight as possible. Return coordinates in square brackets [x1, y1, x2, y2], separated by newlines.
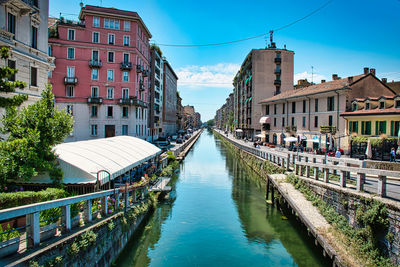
[149, 46, 163, 141]
[0, 0, 53, 112]
[162, 59, 178, 136]
[233, 46, 294, 139]
[177, 92, 183, 131]
[259, 68, 396, 152]
[49, 5, 151, 141]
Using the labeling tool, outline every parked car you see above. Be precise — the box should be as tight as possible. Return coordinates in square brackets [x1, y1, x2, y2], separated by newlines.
[171, 135, 178, 141]
[176, 138, 183, 144]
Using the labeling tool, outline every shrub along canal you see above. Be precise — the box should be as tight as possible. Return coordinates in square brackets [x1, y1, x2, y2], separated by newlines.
[116, 130, 330, 266]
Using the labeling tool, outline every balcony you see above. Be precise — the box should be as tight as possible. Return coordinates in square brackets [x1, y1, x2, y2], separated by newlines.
[274, 57, 281, 64]
[87, 97, 103, 104]
[274, 79, 281, 85]
[0, 0, 38, 15]
[273, 90, 281, 96]
[120, 62, 132, 71]
[139, 82, 145, 91]
[136, 65, 142, 73]
[142, 70, 149, 77]
[0, 28, 14, 44]
[89, 60, 102, 68]
[119, 97, 134, 105]
[274, 68, 281, 74]
[64, 76, 78, 85]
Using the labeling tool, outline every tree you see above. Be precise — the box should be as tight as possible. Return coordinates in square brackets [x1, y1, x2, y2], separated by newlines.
[206, 119, 215, 127]
[0, 85, 74, 187]
[0, 47, 27, 107]
[224, 111, 234, 131]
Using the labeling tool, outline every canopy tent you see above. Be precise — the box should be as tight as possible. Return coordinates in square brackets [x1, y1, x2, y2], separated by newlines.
[285, 137, 297, 142]
[259, 116, 271, 124]
[26, 136, 161, 186]
[235, 129, 243, 132]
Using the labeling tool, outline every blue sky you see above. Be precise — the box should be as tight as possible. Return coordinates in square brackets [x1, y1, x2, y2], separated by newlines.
[49, 0, 400, 121]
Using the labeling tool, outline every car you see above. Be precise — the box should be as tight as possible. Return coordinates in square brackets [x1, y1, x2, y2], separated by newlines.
[171, 135, 178, 141]
[176, 138, 183, 144]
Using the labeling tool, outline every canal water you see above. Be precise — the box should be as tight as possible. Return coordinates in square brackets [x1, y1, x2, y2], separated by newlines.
[116, 130, 329, 267]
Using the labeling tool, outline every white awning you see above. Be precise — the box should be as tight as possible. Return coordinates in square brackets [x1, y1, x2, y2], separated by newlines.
[49, 136, 161, 185]
[285, 137, 298, 142]
[259, 116, 271, 124]
[235, 129, 243, 132]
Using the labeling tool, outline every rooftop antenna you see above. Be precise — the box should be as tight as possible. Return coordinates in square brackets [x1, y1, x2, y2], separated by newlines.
[269, 30, 276, 48]
[311, 66, 314, 84]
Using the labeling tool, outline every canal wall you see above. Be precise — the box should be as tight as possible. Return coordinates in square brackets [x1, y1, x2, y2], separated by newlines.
[214, 130, 400, 266]
[172, 129, 203, 160]
[11, 200, 154, 267]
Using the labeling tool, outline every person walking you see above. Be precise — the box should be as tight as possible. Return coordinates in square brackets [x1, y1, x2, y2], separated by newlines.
[390, 147, 396, 162]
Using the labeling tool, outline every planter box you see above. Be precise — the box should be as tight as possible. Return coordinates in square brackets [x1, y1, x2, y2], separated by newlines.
[40, 223, 58, 242]
[0, 236, 20, 259]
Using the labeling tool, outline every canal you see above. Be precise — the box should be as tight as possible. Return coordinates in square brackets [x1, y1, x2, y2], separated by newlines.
[116, 130, 330, 266]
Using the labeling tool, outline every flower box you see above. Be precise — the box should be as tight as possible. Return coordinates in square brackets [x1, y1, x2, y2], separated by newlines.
[0, 236, 20, 258]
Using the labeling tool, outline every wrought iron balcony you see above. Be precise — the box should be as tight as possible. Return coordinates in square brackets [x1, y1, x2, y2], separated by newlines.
[119, 97, 134, 105]
[89, 60, 102, 68]
[139, 82, 145, 91]
[120, 62, 132, 70]
[87, 97, 103, 104]
[136, 65, 142, 73]
[274, 79, 281, 85]
[64, 76, 78, 85]
[274, 68, 281, 74]
[142, 70, 149, 77]
[274, 57, 281, 63]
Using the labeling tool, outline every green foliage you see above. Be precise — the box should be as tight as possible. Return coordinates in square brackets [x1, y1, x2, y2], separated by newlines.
[0, 223, 20, 242]
[45, 256, 63, 267]
[67, 230, 97, 257]
[67, 242, 80, 257]
[0, 188, 67, 210]
[29, 261, 42, 267]
[0, 47, 27, 108]
[150, 43, 162, 56]
[40, 207, 60, 226]
[0, 84, 73, 187]
[352, 136, 368, 144]
[107, 221, 115, 231]
[286, 174, 394, 267]
[148, 192, 158, 208]
[206, 119, 215, 127]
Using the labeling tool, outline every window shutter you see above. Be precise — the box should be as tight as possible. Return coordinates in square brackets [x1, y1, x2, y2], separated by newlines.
[366, 121, 371, 135]
[382, 121, 387, 134]
[375, 121, 379, 135]
[361, 121, 365, 135]
[355, 121, 358, 134]
[391, 121, 394, 136]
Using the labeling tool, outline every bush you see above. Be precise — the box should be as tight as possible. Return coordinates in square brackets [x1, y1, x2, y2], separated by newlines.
[0, 223, 20, 242]
[0, 188, 67, 210]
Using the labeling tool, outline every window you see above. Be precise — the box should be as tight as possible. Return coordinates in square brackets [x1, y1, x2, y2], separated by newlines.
[396, 100, 400, 109]
[31, 26, 38, 49]
[291, 102, 296, 113]
[302, 117, 306, 128]
[379, 101, 385, 109]
[314, 116, 318, 128]
[66, 85, 74, 97]
[329, 115, 333, 126]
[107, 106, 113, 117]
[365, 121, 372, 135]
[123, 36, 130, 46]
[107, 70, 114, 81]
[327, 96, 335, 111]
[108, 51, 114, 62]
[108, 34, 115, 45]
[366, 102, 370, 110]
[122, 71, 129, 82]
[274, 104, 277, 114]
[67, 66, 75, 77]
[7, 60, 16, 81]
[104, 18, 109, 28]
[91, 69, 98, 80]
[282, 117, 285, 127]
[122, 88, 129, 99]
[352, 103, 357, 111]
[67, 48, 75, 59]
[303, 100, 306, 113]
[92, 32, 99, 43]
[376, 121, 386, 135]
[48, 45, 52, 56]
[315, 99, 319, 112]
[7, 13, 16, 34]
[92, 51, 99, 61]
[91, 86, 98, 97]
[104, 19, 119, 29]
[122, 125, 128, 135]
[274, 118, 277, 127]
[93, 17, 100, 27]
[30, 67, 37, 86]
[350, 121, 359, 134]
[291, 117, 295, 126]
[123, 53, 129, 63]
[107, 87, 114, 99]
[391, 121, 400, 137]
[282, 103, 285, 114]
[66, 105, 73, 115]
[90, 125, 98, 136]
[122, 107, 128, 117]
[68, 29, 75, 40]
[265, 105, 269, 115]
[90, 106, 97, 117]
[115, 20, 120, 30]
[124, 21, 130, 31]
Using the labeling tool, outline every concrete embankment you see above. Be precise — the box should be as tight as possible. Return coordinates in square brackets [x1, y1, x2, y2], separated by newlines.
[172, 129, 203, 160]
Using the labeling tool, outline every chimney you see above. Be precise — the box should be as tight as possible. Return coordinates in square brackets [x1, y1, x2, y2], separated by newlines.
[332, 74, 338, 80]
[363, 67, 369, 75]
[382, 78, 387, 83]
[321, 80, 326, 83]
[347, 76, 353, 83]
[370, 68, 376, 76]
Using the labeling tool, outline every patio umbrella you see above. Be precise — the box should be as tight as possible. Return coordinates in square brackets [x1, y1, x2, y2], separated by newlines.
[306, 139, 320, 143]
[255, 133, 264, 138]
[285, 137, 297, 142]
[235, 129, 243, 133]
[365, 139, 372, 159]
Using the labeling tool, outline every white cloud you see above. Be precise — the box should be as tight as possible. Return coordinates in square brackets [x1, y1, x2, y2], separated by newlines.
[176, 63, 240, 89]
[294, 71, 327, 84]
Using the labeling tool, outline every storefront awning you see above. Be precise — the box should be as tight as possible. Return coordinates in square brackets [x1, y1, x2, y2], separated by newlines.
[259, 116, 271, 124]
[235, 129, 243, 132]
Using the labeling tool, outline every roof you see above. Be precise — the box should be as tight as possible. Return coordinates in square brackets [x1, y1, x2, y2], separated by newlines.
[28, 136, 161, 185]
[260, 74, 366, 103]
[341, 106, 400, 117]
[386, 81, 400, 94]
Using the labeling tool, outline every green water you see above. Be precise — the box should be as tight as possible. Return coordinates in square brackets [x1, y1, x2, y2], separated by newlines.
[116, 130, 330, 267]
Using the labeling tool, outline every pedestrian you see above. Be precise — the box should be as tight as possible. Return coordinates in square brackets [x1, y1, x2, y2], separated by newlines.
[390, 147, 396, 162]
[335, 150, 341, 158]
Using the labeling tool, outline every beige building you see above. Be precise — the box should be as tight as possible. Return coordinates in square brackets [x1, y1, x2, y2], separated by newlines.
[162, 59, 178, 136]
[0, 0, 54, 111]
[233, 46, 294, 139]
[259, 68, 396, 153]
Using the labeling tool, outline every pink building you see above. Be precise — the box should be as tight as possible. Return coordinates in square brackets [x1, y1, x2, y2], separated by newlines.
[49, 5, 151, 141]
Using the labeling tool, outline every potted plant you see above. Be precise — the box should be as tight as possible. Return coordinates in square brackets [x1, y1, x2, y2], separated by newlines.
[0, 224, 20, 258]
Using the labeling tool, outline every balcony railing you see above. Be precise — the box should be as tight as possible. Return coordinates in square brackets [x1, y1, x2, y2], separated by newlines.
[274, 79, 281, 85]
[136, 65, 142, 73]
[274, 57, 281, 64]
[139, 82, 145, 91]
[89, 60, 102, 68]
[0, 28, 14, 43]
[274, 68, 281, 74]
[64, 76, 78, 85]
[87, 97, 103, 104]
[120, 62, 132, 70]
[142, 70, 149, 77]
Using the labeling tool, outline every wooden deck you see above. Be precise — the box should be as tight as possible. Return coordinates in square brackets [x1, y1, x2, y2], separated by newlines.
[149, 177, 171, 192]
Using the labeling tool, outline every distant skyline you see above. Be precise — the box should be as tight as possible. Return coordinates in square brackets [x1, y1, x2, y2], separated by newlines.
[49, 0, 400, 121]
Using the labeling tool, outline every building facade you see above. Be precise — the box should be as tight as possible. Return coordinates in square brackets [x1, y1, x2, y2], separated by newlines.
[176, 92, 183, 131]
[162, 59, 178, 136]
[49, 5, 151, 141]
[233, 47, 294, 138]
[149, 46, 163, 141]
[0, 0, 54, 112]
[259, 68, 396, 152]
